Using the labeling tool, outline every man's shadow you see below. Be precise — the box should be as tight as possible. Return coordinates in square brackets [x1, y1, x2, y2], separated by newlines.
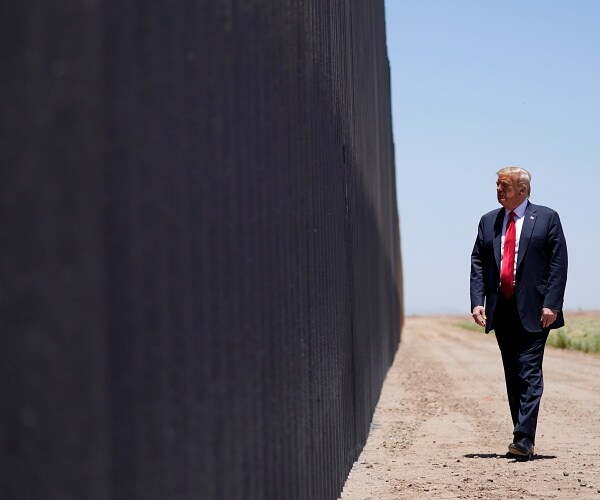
[464, 453, 557, 461]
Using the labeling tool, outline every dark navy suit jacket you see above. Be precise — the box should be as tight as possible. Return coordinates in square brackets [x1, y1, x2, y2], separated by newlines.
[470, 201, 568, 333]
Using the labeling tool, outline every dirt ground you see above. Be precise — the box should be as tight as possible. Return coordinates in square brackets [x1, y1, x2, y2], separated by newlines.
[340, 315, 600, 499]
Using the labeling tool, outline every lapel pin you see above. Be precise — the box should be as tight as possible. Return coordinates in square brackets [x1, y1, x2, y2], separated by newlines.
[530, 216, 535, 219]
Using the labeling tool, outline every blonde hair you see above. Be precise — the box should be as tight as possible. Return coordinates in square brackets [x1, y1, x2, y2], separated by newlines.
[496, 166, 531, 196]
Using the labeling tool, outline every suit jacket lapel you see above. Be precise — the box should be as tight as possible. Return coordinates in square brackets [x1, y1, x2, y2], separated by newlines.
[517, 202, 537, 269]
[493, 209, 504, 271]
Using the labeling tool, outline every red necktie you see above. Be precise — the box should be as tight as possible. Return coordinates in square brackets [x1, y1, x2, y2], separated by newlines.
[500, 211, 516, 298]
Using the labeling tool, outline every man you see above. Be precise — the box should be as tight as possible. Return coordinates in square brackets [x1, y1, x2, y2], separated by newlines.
[470, 166, 568, 460]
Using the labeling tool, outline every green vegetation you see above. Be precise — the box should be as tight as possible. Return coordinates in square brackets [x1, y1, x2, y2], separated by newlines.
[547, 315, 600, 353]
[453, 320, 483, 333]
[454, 313, 600, 354]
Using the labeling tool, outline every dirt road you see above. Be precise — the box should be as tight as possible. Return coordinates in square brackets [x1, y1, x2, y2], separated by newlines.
[340, 315, 600, 499]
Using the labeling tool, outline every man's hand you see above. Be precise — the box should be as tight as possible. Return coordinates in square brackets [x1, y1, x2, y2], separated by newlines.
[540, 308, 557, 329]
[472, 305, 486, 327]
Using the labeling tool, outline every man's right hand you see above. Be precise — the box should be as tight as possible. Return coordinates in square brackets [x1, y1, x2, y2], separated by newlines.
[472, 305, 486, 327]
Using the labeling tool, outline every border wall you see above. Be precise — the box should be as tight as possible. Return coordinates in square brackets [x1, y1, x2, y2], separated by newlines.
[1, 1, 403, 499]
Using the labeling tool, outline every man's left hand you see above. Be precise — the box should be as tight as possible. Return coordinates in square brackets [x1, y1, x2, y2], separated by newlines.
[540, 308, 557, 329]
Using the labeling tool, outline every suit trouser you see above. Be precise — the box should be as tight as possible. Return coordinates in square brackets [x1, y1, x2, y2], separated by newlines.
[493, 295, 549, 443]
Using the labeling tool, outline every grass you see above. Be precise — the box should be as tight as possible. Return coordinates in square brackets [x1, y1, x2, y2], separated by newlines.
[548, 314, 600, 353]
[454, 320, 483, 333]
[454, 311, 600, 354]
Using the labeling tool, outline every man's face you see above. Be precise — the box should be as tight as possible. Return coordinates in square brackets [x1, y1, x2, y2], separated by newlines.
[496, 174, 525, 209]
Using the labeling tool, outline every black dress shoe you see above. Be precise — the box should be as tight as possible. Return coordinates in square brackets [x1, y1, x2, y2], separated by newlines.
[508, 437, 534, 461]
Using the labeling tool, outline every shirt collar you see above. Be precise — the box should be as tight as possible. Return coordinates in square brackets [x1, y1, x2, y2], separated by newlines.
[505, 199, 529, 219]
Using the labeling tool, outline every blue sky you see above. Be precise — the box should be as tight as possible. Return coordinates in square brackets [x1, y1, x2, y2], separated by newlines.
[384, 0, 600, 314]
